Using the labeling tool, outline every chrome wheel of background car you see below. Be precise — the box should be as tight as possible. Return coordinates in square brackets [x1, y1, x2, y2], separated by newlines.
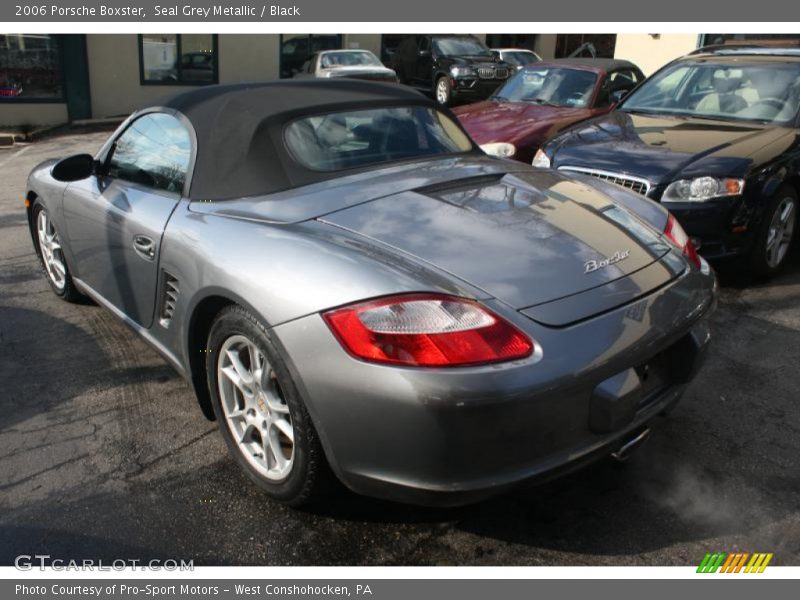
[435, 78, 450, 105]
[765, 195, 796, 269]
[36, 209, 66, 291]
[217, 334, 295, 481]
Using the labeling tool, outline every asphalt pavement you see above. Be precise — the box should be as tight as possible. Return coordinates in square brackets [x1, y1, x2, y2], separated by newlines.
[1, 131, 798, 566]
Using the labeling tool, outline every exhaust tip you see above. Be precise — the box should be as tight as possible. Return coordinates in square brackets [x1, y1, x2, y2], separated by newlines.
[610, 427, 651, 462]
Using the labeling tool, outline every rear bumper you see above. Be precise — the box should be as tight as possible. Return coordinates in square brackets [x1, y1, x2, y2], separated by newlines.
[273, 265, 716, 506]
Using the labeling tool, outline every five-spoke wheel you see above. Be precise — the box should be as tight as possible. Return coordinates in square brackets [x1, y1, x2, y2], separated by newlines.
[37, 208, 67, 291]
[217, 334, 295, 481]
[32, 202, 81, 302]
[207, 305, 329, 505]
[751, 185, 798, 277]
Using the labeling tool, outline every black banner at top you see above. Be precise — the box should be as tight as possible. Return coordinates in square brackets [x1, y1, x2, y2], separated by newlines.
[2, 0, 799, 22]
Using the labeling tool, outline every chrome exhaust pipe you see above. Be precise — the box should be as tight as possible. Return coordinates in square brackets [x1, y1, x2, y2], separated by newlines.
[611, 427, 651, 462]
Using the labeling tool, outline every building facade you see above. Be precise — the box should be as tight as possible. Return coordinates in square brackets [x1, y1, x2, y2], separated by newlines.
[2, 32, 796, 128]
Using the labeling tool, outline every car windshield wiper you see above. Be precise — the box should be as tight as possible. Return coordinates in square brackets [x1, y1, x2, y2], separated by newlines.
[619, 107, 663, 115]
[527, 97, 559, 107]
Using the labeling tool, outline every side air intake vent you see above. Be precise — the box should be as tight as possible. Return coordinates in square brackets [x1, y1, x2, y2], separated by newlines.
[159, 272, 179, 328]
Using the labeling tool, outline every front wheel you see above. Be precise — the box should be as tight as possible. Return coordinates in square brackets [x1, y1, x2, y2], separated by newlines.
[750, 185, 797, 278]
[206, 305, 330, 505]
[434, 76, 452, 106]
[32, 201, 83, 302]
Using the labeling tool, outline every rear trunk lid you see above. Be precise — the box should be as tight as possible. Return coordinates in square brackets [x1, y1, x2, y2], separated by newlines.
[320, 169, 681, 323]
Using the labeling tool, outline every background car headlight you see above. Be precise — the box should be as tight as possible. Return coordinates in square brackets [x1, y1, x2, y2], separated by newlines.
[532, 148, 551, 168]
[450, 66, 477, 78]
[662, 176, 744, 203]
[480, 142, 516, 158]
[323, 293, 536, 367]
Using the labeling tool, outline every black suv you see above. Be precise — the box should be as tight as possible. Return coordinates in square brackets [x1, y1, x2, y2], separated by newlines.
[536, 46, 800, 278]
[393, 35, 514, 106]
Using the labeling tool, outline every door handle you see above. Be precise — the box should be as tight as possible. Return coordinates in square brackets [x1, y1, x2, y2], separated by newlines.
[133, 234, 156, 261]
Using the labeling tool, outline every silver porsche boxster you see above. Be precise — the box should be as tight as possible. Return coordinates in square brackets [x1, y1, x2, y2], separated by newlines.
[25, 80, 716, 506]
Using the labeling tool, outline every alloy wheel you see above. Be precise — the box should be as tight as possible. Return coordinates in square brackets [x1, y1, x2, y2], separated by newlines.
[765, 195, 796, 268]
[217, 334, 295, 481]
[436, 79, 449, 105]
[37, 209, 66, 291]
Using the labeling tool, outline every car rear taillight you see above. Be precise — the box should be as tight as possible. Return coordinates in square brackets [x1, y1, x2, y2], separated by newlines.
[323, 293, 536, 367]
[664, 214, 701, 269]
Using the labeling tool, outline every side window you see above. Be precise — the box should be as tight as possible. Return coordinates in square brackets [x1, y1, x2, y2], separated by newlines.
[107, 113, 191, 194]
[613, 70, 640, 84]
[418, 37, 430, 54]
[597, 69, 641, 107]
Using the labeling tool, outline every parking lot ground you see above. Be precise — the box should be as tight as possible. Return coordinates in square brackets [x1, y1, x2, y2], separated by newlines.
[1, 131, 799, 566]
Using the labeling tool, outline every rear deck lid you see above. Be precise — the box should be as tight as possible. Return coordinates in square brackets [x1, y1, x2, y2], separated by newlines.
[320, 170, 679, 313]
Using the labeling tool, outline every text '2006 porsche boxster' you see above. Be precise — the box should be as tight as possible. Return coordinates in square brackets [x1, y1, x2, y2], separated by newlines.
[26, 80, 716, 506]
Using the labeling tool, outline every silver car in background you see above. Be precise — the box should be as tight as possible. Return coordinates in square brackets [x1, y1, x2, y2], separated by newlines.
[294, 49, 398, 82]
[25, 80, 716, 507]
[491, 48, 543, 71]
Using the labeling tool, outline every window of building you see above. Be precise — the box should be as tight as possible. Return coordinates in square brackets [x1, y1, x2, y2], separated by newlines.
[701, 34, 800, 47]
[555, 34, 617, 59]
[0, 34, 64, 100]
[485, 34, 539, 53]
[138, 34, 218, 85]
[279, 34, 342, 78]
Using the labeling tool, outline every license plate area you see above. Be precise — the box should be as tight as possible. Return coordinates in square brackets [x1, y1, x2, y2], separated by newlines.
[635, 351, 671, 408]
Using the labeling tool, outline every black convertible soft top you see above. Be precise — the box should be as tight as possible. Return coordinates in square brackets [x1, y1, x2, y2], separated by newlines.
[154, 79, 437, 200]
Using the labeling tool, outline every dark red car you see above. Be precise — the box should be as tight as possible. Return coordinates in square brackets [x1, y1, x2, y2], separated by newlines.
[453, 58, 645, 164]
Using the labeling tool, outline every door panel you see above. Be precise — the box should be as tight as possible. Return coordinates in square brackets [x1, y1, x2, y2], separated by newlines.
[61, 111, 192, 328]
[63, 177, 179, 328]
[415, 38, 432, 86]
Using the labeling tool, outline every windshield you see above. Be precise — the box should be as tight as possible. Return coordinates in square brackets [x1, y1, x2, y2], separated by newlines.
[285, 106, 474, 172]
[321, 51, 382, 68]
[433, 37, 492, 57]
[502, 51, 540, 67]
[621, 60, 800, 124]
[494, 67, 598, 107]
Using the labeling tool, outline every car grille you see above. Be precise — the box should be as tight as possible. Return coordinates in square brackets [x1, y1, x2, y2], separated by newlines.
[477, 67, 509, 80]
[559, 166, 651, 196]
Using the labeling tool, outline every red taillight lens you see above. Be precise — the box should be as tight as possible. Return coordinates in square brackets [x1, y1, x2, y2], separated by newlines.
[664, 214, 701, 269]
[322, 293, 536, 367]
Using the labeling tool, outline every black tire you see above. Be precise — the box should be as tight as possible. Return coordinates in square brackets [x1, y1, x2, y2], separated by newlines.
[31, 201, 83, 303]
[206, 305, 331, 506]
[434, 75, 452, 107]
[749, 185, 798, 279]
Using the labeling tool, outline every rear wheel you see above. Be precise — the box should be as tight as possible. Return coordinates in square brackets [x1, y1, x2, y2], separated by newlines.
[434, 76, 452, 106]
[750, 185, 797, 278]
[206, 305, 330, 505]
[32, 201, 82, 302]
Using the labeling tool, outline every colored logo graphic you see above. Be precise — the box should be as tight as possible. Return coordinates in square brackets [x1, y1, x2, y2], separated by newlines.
[697, 552, 773, 573]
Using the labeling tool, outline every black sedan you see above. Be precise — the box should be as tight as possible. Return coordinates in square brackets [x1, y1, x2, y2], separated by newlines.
[534, 46, 800, 277]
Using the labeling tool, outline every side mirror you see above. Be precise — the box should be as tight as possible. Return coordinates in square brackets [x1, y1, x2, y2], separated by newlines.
[418, 49, 431, 57]
[51, 154, 97, 182]
[610, 88, 631, 105]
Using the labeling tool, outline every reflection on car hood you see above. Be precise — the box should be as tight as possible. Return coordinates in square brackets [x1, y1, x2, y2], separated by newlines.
[320, 169, 673, 309]
[454, 100, 593, 145]
[548, 110, 793, 183]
